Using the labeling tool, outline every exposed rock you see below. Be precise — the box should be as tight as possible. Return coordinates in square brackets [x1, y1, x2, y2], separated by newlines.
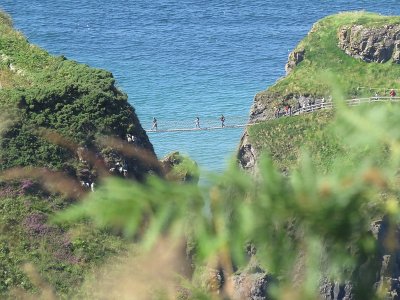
[318, 218, 400, 300]
[338, 24, 400, 63]
[371, 218, 400, 298]
[285, 48, 305, 75]
[231, 272, 273, 300]
[319, 278, 353, 300]
[239, 93, 323, 172]
[248, 95, 272, 123]
[193, 266, 224, 293]
[160, 151, 183, 174]
[238, 132, 257, 171]
[76, 146, 89, 163]
[160, 151, 199, 183]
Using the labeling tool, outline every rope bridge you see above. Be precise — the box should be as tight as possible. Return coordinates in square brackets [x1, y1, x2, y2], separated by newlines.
[145, 116, 250, 133]
[145, 96, 400, 133]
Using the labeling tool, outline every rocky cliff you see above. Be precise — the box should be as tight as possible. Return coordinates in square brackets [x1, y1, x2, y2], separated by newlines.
[237, 11, 400, 300]
[238, 12, 400, 171]
[338, 24, 400, 64]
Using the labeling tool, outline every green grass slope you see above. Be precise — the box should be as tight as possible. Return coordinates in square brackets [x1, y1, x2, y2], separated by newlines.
[0, 182, 127, 298]
[267, 12, 400, 98]
[248, 110, 337, 173]
[0, 11, 154, 298]
[247, 12, 400, 171]
[0, 10, 156, 176]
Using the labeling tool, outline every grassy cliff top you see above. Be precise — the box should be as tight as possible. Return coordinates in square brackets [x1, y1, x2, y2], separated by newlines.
[0, 10, 156, 175]
[261, 11, 400, 99]
[246, 12, 400, 173]
[0, 10, 139, 298]
[0, 10, 114, 95]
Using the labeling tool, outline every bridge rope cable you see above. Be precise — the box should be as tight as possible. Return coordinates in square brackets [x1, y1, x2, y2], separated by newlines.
[145, 96, 400, 133]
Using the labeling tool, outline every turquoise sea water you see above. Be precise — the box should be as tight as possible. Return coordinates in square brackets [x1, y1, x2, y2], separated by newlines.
[1, 1, 398, 172]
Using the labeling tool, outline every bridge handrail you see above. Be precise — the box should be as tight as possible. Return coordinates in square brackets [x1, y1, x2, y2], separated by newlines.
[287, 96, 400, 118]
[145, 96, 400, 132]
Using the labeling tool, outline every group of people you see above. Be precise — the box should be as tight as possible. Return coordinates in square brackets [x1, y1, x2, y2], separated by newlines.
[373, 89, 397, 99]
[150, 114, 226, 131]
[80, 181, 95, 192]
[275, 104, 293, 118]
[275, 96, 331, 119]
[126, 133, 137, 143]
[109, 161, 128, 177]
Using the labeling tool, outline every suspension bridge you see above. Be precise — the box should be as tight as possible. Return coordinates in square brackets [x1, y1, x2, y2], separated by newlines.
[145, 96, 400, 133]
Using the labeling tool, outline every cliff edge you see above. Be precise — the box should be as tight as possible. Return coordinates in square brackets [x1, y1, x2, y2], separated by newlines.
[238, 12, 400, 171]
[236, 11, 400, 300]
[0, 11, 159, 183]
[0, 10, 158, 297]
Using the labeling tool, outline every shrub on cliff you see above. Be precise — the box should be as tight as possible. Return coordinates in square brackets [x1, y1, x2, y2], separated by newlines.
[161, 152, 200, 183]
[0, 10, 156, 178]
[0, 182, 127, 298]
[0, 10, 158, 299]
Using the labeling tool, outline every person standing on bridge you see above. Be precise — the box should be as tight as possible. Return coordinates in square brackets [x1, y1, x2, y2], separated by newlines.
[390, 89, 396, 98]
[151, 117, 158, 131]
[195, 117, 200, 129]
[220, 114, 225, 127]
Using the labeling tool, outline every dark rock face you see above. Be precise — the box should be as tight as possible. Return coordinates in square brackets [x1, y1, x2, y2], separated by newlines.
[319, 278, 353, 300]
[231, 272, 273, 300]
[238, 139, 257, 170]
[338, 25, 400, 64]
[318, 218, 400, 300]
[285, 49, 305, 75]
[160, 151, 183, 174]
[370, 218, 400, 299]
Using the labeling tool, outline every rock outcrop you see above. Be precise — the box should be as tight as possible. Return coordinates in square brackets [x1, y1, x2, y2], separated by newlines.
[285, 48, 305, 75]
[238, 132, 258, 171]
[160, 151, 199, 183]
[338, 24, 400, 64]
[319, 278, 353, 300]
[231, 271, 273, 300]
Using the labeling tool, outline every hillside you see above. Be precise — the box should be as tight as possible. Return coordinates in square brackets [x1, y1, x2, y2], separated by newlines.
[234, 11, 400, 299]
[239, 11, 400, 171]
[0, 11, 159, 180]
[0, 10, 159, 298]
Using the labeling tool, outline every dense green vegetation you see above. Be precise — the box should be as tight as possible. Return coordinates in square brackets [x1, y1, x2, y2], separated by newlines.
[0, 181, 127, 298]
[0, 10, 155, 299]
[161, 152, 200, 182]
[0, 10, 153, 172]
[248, 110, 337, 173]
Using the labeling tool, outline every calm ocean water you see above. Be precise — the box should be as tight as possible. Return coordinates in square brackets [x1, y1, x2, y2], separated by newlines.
[1, 1, 398, 172]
